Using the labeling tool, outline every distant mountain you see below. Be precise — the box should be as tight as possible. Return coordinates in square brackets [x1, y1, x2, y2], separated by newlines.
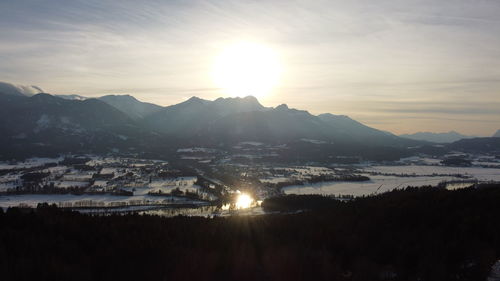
[56, 94, 88, 101]
[400, 131, 475, 143]
[0, 93, 135, 134]
[0, 89, 425, 159]
[211, 96, 267, 116]
[54, 94, 163, 119]
[0, 81, 44, 97]
[318, 113, 401, 144]
[99, 95, 163, 120]
[142, 96, 267, 136]
[204, 104, 331, 143]
[143, 97, 416, 147]
[448, 137, 500, 153]
[493, 130, 500, 138]
[0, 92, 152, 159]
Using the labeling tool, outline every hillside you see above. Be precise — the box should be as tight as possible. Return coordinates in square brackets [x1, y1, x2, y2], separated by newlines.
[0, 93, 151, 159]
[447, 137, 500, 153]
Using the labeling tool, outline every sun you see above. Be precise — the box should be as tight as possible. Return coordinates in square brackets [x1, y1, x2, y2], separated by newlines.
[235, 193, 254, 209]
[212, 42, 281, 99]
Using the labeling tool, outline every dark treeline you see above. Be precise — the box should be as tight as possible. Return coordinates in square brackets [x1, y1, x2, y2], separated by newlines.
[1, 186, 500, 281]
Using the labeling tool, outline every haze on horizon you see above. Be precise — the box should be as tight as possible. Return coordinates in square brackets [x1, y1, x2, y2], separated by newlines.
[1, 0, 499, 136]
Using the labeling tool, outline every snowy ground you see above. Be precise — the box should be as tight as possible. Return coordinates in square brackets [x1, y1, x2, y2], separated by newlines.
[0, 193, 204, 209]
[260, 177, 290, 184]
[124, 176, 199, 194]
[472, 161, 500, 167]
[283, 164, 500, 196]
[260, 166, 335, 183]
[52, 181, 89, 188]
[365, 165, 500, 181]
[283, 175, 459, 196]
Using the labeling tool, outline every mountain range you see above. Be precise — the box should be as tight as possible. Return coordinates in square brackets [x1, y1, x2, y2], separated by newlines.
[0, 81, 498, 159]
[399, 131, 476, 143]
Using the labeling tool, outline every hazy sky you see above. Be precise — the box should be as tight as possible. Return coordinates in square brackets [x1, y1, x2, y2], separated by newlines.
[1, 0, 500, 136]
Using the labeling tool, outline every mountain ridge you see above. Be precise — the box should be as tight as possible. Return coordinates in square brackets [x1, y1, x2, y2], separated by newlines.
[98, 94, 163, 120]
[0, 89, 418, 146]
[0, 88, 433, 159]
[400, 131, 476, 143]
[0, 92, 158, 159]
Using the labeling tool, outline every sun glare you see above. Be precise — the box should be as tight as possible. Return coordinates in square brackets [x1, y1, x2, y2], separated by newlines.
[212, 42, 281, 99]
[235, 193, 254, 209]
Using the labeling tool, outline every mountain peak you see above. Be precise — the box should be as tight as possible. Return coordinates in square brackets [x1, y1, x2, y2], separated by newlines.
[188, 96, 202, 101]
[31, 93, 56, 100]
[29, 93, 66, 105]
[242, 95, 258, 102]
[214, 95, 260, 103]
[319, 113, 350, 119]
[275, 104, 289, 110]
[109, 94, 138, 101]
[211, 96, 265, 114]
[184, 96, 210, 105]
[108, 94, 133, 98]
[98, 94, 163, 119]
[493, 130, 500, 138]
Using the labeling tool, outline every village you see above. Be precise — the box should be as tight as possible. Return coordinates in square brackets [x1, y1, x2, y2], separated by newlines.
[0, 155, 225, 209]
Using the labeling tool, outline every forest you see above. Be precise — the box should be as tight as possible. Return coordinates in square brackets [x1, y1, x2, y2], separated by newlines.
[1, 185, 499, 281]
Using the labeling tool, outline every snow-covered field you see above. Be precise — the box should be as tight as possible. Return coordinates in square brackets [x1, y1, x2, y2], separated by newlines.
[0, 176, 213, 209]
[123, 177, 200, 195]
[283, 166, 333, 176]
[61, 173, 93, 181]
[283, 175, 459, 196]
[365, 165, 500, 181]
[52, 181, 89, 188]
[0, 193, 202, 209]
[472, 161, 500, 167]
[260, 177, 290, 184]
[283, 164, 500, 196]
[260, 166, 335, 183]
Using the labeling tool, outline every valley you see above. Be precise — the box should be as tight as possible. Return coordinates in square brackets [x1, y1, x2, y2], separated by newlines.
[1, 146, 499, 216]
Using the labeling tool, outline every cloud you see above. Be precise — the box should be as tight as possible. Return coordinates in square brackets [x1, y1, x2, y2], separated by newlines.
[0, 81, 44, 96]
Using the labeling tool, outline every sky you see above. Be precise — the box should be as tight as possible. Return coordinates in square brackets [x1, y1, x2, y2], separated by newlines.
[1, 0, 499, 136]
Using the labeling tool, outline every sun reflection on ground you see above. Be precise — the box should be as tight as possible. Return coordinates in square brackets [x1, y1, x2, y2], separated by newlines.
[235, 193, 253, 209]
